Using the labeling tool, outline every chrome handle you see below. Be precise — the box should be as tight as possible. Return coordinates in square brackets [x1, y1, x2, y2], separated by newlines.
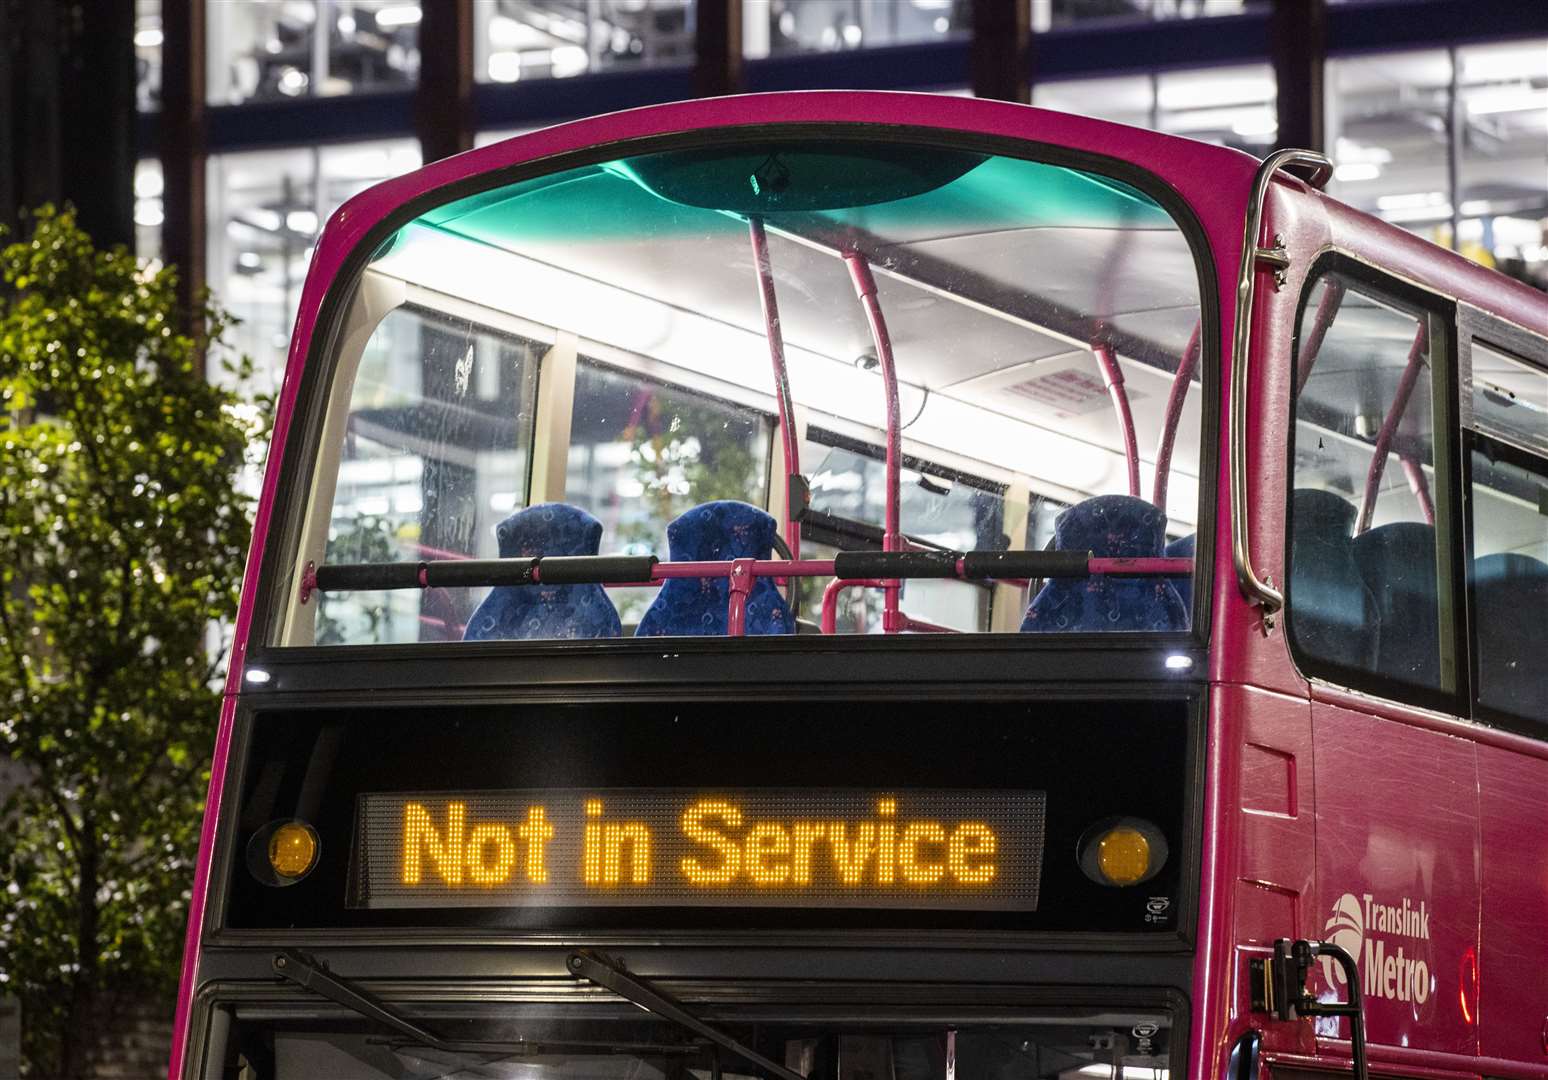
[1230, 148, 1333, 619]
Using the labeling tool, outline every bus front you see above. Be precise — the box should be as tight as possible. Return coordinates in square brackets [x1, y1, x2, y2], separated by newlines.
[173, 93, 1251, 1080]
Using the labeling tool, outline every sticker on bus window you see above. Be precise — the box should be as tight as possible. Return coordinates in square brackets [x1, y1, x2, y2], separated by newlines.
[348, 788, 1045, 911]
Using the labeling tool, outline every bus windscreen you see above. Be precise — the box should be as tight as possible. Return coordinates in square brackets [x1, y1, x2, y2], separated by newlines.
[280, 134, 1207, 646]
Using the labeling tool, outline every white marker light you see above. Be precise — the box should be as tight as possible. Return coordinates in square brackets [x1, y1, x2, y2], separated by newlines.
[1164, 654, 1194, 672]
[245, 668, 272, 685]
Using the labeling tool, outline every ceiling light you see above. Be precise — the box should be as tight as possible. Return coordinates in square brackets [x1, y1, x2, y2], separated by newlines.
[374, 5, 422, 28]
[1334, 137, 1392, 165]
[1376, 191, 1446, 211]
[550, 45, 588, 78]
[1231, 114, 1278, 137]
[1157, 72, 1274, 111]
[1459, 45, 1548, 84]
[286, 209, 319, 235]
[487, 50, 521, 81]
[1466, 86, 1548, 116]
[1334, 162, 1381, 182]
[134, 166, 164, 199]
[488, 14, 522, 47]
[1382, 201, 1455, 224]
[244, 207, 283, 233]
[134, 27, 163, 49]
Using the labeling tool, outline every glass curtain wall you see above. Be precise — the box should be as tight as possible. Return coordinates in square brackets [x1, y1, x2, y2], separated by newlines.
[1327, 41, 1548, 289]
[742, 0, 968, 59]
[207, 0, 422, 104]
[473, 0, 694, 84]
[136, 0, 163, 111]
[1036, 0, 1248, 31]
[135, 160, 164, 262]
[1033, 63, 1277, 153]
[206, 140, 422, 389]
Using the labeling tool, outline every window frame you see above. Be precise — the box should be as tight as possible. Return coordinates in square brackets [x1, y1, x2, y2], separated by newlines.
[1284, 250, 1468, 717]
[1457, 302, 1548, 737]
[800, 425, 1009, 633]
[564, 352, 778, 552]
[251, 123, 1223, 657]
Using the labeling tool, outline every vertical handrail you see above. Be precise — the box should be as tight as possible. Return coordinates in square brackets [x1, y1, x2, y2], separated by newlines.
[1399, 454, 1436, 525]
[843, 252, 903, 632]
[1152, 322, 1201, 510]
[748, 217, 800, 560]
[725, 558, 755, 637]
[1294, 276, 1346, 397]
[1093, 340, 1141, 498]
[1230, 148, 1333, 615]
[1356, 323, 1429, 534]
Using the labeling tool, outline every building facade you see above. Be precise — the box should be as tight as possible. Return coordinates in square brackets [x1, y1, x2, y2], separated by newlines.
[126, 0, 1546, 392]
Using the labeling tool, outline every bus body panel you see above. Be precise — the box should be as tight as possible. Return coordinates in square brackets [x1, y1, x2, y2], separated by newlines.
[1311, 699, 1481, 1056]
[1257, 167, 1548, 1077]
[1217, 682, 1320, 1067]
[1477, 744, 1548, 1064]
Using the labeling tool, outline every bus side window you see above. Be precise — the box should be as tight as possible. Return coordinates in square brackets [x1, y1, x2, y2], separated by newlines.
[564, 358, 773, 627]
[798, 434, 1011, 633]
[317, 304, 541, 645]
[1464, 337, 1548, 727]
[1288, 268, 1454, 703]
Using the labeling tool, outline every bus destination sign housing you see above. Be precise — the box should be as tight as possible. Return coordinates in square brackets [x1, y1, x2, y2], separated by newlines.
[350, 788, 1046, 911]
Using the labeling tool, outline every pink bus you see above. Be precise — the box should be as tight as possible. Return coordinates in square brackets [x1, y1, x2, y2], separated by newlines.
[168, 92, 1547, 1080]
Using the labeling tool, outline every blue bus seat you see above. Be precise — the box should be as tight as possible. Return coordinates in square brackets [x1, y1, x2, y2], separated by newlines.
[1352, 520, 1439, 687]
[1165, 533, 1195, 610]
[1021, 494, 1187, 633]
[463, 503, 623, 641]
[1288, 489, 1377, 671]
[1473, 552, 1548, 718]
[636, 500, 794, 637]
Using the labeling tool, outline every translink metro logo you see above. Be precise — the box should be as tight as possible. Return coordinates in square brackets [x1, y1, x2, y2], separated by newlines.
[1321, 892, 1434, 1007]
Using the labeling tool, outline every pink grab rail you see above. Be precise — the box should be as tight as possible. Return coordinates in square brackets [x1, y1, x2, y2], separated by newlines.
[308, 555, 1193, 638]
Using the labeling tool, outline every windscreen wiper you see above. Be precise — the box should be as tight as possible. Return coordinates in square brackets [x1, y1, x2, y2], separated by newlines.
[272, 950, 691, 1057]
[568, 950, 806, 1080]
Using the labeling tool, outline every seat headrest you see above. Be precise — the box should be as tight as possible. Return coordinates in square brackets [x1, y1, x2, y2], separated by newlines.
[493, 503, 604, 559]
[1475, 552, 1548, 584]
[1053, 495, 1168, 558]
[1352, 520, 1436, 564]
[1293, 489, 1358, 539]
[665, 500, 777, 561]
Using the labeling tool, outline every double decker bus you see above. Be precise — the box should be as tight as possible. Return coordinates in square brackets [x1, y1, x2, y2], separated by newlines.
[169, 92, 1547, 1080]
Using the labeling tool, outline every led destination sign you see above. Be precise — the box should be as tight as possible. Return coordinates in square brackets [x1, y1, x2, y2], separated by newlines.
[350, 789, 1046, 911]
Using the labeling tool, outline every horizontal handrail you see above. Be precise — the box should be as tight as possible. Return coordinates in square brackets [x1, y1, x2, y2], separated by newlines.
[305, 552, 1194, 599]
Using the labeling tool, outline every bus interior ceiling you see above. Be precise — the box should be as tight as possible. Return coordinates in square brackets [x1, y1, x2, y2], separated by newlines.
[363, 152, 1206, 544]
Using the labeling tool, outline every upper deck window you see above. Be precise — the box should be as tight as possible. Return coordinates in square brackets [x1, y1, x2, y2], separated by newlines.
[280, 135, 1208, 645]
[1288, 264, 1458, 705]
